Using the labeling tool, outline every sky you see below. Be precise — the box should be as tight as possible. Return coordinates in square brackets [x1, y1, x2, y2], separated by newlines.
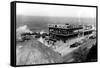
[16, 3, 96, 18]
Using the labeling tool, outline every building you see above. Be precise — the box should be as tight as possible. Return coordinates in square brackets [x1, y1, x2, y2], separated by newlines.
[48, 24, 93, 42]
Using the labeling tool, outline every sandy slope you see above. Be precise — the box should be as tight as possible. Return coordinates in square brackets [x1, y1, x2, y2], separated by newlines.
[16, 39, 62, 65]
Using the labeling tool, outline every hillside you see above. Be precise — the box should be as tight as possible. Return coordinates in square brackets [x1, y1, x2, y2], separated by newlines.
[16, 39, 63, 65]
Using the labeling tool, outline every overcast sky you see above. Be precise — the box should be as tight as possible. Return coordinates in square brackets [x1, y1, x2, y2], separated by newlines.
[16, 3, 96, 18]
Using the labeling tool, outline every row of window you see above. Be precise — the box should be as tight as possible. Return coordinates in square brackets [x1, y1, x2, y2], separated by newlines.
[49, 29, 74, 35]
[48, 24, 83, 29]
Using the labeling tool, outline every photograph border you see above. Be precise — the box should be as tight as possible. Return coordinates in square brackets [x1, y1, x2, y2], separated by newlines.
[10, 1, 98, 67]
